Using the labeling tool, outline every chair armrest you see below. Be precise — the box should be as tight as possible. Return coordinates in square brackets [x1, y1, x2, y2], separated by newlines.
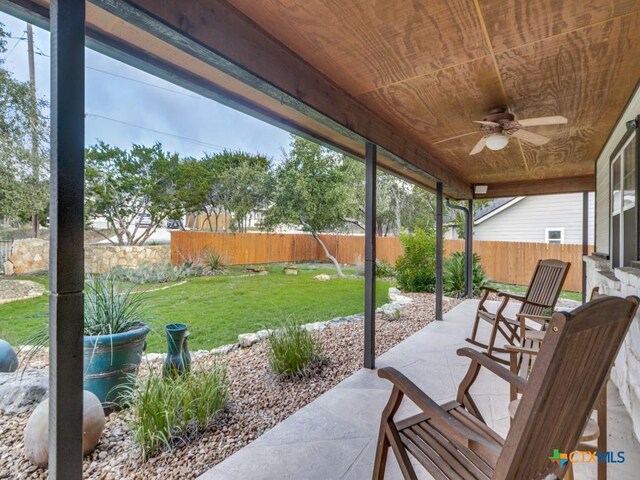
[503, 345, 539, 355]
[497, 291, 526, 302]
[480, 286, 498, 294]
[456, 348, 528, 391]
[378, 367, 501, 462]
[516, 313, 552, 322]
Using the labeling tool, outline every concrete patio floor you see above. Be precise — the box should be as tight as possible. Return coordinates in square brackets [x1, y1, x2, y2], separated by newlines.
[200, 300, 640, 480]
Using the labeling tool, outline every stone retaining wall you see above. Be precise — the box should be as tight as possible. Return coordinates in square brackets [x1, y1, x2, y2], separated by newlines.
[2, 238, 171, 275]
[584, 255, 640, 440]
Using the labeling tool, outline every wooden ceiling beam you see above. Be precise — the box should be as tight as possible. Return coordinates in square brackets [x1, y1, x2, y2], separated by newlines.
[88, 0, 472, 198]
[476, 175, 595, 198]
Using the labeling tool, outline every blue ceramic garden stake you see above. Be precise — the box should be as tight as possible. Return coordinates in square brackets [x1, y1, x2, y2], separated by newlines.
[163, 323, 191, 377]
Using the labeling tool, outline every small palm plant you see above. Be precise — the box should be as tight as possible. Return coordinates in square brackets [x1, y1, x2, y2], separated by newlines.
[268, 319, 322, 377]
[443, 252, 488, 297]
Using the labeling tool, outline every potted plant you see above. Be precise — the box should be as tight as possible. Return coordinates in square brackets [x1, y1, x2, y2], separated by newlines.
[83, 275, 149, 407]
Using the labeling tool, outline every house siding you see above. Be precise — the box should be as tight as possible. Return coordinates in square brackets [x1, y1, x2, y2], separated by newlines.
[473, 193, 594, 244]
[591, 83, 640, 441]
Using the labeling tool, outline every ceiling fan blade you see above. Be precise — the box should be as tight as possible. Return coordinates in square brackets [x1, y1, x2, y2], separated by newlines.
[473, 120, 500, 127]
[517, 115, 568, 127]
[469, 136, 487, 155]
[512, 129, 551, 146]
[433, 131, 482, 145]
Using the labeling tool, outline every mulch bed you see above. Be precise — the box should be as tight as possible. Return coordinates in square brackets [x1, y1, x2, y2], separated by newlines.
[0, 293, 459, 480]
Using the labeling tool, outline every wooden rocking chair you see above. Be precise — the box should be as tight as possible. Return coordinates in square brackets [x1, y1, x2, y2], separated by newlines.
[466, 259, 570, 363]
[373, 295, 638, 480]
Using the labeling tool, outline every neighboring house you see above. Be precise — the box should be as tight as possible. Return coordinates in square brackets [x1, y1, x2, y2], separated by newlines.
[586, 83, 640, 441]
[447, 193, 595, 244]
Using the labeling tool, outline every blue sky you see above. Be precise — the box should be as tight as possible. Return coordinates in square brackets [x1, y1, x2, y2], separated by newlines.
[0, 12, 291, 161]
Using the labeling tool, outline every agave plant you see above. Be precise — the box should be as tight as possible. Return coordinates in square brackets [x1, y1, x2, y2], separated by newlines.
[84, 275, 146, 336]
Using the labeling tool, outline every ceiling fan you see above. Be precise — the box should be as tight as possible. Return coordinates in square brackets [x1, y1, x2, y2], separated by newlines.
[466, 107, 568, 155]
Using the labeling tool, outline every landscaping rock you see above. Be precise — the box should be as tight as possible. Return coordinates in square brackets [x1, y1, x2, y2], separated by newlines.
[210, 344, 237, 355]
[314, 274, 331, 281]
[388, 287, 413, 305]
[283, 267, 298, 275]
[0, 370, 48, 413]
[238, 333, 260, 348]
[24, 390, 106, 468]
[2, 261, 13, 276]
[0, 340, 18, 373]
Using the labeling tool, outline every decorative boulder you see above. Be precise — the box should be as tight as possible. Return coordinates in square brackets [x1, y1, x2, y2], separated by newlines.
[0, 339, 18, 372]
[314, 274, 331, 281]
[24, 390, 106, 468]
[0, 370, 48, 413]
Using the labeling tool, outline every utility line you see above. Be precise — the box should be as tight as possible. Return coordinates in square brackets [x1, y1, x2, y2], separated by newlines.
[32, 46, 200, 99]
[85, 113, 238, 152]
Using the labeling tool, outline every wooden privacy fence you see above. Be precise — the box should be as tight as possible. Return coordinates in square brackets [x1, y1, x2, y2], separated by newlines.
[444, 240, 592, 292]
[171, 231, 590, 292]
[171, 231, 403, 266]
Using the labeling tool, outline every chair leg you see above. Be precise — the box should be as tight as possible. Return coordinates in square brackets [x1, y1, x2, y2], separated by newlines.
[596, 384, 608, 480]
[564, 464, 574, 480]
[372, 433, 390, 480]
[469, 311, 482, 342]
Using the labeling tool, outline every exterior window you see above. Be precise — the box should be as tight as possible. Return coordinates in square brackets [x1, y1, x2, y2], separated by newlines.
[610, 131, 637, 268]
[545, 228, 564, 244]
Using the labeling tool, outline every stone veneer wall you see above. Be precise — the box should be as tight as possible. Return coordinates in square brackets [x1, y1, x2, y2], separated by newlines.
[2, 238, 170, 275]
[584, 255, 640, 440]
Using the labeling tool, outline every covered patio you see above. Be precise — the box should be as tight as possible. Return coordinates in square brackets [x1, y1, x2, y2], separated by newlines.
[0, 0, 638, 479]
[202, 300, 640, 480]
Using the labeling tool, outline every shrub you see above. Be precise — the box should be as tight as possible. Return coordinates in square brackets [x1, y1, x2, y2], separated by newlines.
[124, 364, 229, 458]
[376, 259, 395, 278]
[110, 263, 201, 284]
[268, 319, 322, 377]
[354, 259, 395, 278]
[443, 252, 488, 298]
[395, 228, 436, 292]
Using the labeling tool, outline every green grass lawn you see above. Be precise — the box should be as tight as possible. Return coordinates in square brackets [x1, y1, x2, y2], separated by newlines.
[486, 282, 582, 302]
[0, 265, 392, 352]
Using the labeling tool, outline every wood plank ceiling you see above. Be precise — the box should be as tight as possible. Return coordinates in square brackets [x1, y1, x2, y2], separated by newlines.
[6, 0, 639, 198]
[225, 0, 640, 190]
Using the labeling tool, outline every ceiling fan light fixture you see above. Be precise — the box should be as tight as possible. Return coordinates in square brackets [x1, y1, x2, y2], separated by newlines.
[485, 133, 509, 151]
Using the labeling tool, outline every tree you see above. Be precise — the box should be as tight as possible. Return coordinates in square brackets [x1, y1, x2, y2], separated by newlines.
[0, 24, 49, 231]
[265, 136, 359, 277]
[85, 142, 183, 245]
[449, 198, 490, 239]
[215, 151, 272, 232]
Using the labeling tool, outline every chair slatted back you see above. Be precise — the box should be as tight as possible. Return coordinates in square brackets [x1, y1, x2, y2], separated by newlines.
[519, 259, 571, 317]
[494, 295, 639, 480]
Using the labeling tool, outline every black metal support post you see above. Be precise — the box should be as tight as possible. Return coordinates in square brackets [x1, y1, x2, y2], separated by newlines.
[435, 182, 443, 320]
[445, 199, 474, 298]
[364, 142, 377, 369]
[582, 191, 589, 303]
[466, 199, 473, 297]
[49, 2, 85, 478]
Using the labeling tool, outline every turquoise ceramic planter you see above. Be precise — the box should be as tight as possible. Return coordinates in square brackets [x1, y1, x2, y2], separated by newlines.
[83, 324, 149, 407]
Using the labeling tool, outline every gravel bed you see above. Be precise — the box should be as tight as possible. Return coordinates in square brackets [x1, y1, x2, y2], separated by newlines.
[0, 293, 460, 479]
[0, 280, 45, 304]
